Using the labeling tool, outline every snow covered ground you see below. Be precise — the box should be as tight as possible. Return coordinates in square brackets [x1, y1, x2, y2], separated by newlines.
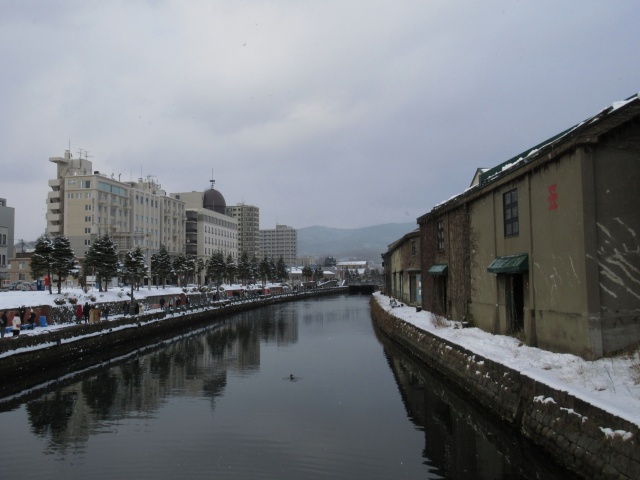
[372, 292, 640, 429]
[0, 285, 201, 337]
[1, 287, 639, 429]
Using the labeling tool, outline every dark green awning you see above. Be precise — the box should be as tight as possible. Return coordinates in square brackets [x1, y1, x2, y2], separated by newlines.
[428, 264, 448, 276]
[487, 254, 528, 274]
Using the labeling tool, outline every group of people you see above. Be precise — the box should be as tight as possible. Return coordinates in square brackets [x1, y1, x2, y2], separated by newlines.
[122, 300, 141, 316]
[75, 302, 113, 323]
[2, 294, 190, 339]
[159, 295, 189, 312]
[0, 306, 37, 338]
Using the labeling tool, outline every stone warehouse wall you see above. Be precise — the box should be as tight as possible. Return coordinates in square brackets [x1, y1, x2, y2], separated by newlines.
[370, 298, 640, 480]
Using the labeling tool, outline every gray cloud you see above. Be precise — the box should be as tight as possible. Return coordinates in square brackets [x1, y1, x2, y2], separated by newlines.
[1, 0, 638, 241]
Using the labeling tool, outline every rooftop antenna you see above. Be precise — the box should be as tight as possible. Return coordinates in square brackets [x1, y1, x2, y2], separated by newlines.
[210, 169, 215, 190]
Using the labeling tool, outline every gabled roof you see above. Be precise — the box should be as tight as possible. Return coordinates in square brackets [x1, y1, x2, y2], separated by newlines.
[479, 92, 640, 185]
[419, 92, 640, 223]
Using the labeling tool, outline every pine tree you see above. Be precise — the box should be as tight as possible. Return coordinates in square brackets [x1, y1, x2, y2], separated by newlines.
[276, 256, 288, 282]
[172, 254, 189, 287]
[313, 266, 323, 282]
[302, 265, 313, 282]
[225, 254, 236, 284]
[84, 234, 119, 292]
[206, 251, 226, 286]
[237, 251, 251, 284]
[186, 256, 197, 285]
[268, 259, 277, 282]
[259, 257, 272, 286]
[150, 244, 173, 288]
[122, 247, 147, 297]
[250, 255, 259, 284]
[51, 235, 77, 294]
[196, 257, 205, 286]
[30, 234, 54, 294]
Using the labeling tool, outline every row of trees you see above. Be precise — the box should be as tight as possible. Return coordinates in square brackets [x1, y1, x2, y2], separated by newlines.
[30, 233, 292, 295]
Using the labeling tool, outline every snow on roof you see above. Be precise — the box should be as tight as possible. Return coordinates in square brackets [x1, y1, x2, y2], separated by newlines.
[430, 93, 640, 211]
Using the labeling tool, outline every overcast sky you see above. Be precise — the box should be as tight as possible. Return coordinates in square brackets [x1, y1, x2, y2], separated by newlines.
[1, 0, 638, 242]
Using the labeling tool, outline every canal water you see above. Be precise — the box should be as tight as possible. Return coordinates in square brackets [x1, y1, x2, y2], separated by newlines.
[0, 294, 574, 479]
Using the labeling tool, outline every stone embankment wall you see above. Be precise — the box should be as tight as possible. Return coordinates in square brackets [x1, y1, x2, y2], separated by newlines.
[0, 288, 346, 398]
[370, 298, 640, 480]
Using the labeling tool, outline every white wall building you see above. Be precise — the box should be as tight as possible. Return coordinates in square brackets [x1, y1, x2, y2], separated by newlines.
[46, 150, 186, 262]
[226, 203, 260, 260]
[259, 224, 297, 266]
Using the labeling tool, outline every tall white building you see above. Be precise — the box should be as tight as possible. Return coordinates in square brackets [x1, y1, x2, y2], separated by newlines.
[226, 203, 260, 259]
[171, 183, 238, 278]
[46, 150, 186, 261]
[259, 224, 297, 266]
[0, 198, 15, 286]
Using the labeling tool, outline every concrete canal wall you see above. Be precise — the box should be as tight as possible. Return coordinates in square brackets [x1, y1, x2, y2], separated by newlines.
[0, 288, 347, 398]
[370, 297, 640, 480]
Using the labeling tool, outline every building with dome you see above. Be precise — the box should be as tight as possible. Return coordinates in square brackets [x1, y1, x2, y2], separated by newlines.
[171, 182, 238, 281]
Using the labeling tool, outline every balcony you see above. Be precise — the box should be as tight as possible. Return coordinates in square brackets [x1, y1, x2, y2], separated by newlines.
[48, 224, 61, 234]
[46, 212, 61, 222]
[48, 178, 61, 189]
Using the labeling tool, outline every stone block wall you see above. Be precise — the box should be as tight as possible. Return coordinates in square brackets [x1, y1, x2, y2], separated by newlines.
[370, 298, 640, 480]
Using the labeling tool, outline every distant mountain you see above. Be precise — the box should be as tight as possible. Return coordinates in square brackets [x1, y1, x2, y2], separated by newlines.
[297, 223, 417, 264]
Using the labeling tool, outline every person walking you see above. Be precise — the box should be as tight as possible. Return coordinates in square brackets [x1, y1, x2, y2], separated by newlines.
[103, 305, 110, 320]
[0, 311, 7, 338]
[12, 312, 21, 336]
[75, 303, 83, 324]
[28, 310, 36, 329]
[160, 296, 165, 312]
[18, 305, 26, 323]
[82, 302, 90, 323]
[123, 300, 129, 316]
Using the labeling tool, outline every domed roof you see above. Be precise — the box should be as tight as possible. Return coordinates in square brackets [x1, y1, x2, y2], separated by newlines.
[203, 186, 227, 214]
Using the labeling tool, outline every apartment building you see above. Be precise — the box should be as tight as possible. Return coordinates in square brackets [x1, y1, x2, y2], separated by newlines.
[259, 224, 297, 266]
[46, 150, 186, 261]
[226, 203, 260, 259]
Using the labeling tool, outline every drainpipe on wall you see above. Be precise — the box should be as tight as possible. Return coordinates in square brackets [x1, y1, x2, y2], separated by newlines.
[526, 173, 537, 347]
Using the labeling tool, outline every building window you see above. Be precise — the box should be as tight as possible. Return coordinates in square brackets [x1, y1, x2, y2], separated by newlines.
[411, 240, 416, 256]
[437, 220, 445, 251]
[504, 188, 519, 237]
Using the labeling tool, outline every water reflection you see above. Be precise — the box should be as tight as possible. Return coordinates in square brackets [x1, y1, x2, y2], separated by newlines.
[374, 325, 577, 480]
[0, 296, 575, 479]
[19, 308, 300, 457]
